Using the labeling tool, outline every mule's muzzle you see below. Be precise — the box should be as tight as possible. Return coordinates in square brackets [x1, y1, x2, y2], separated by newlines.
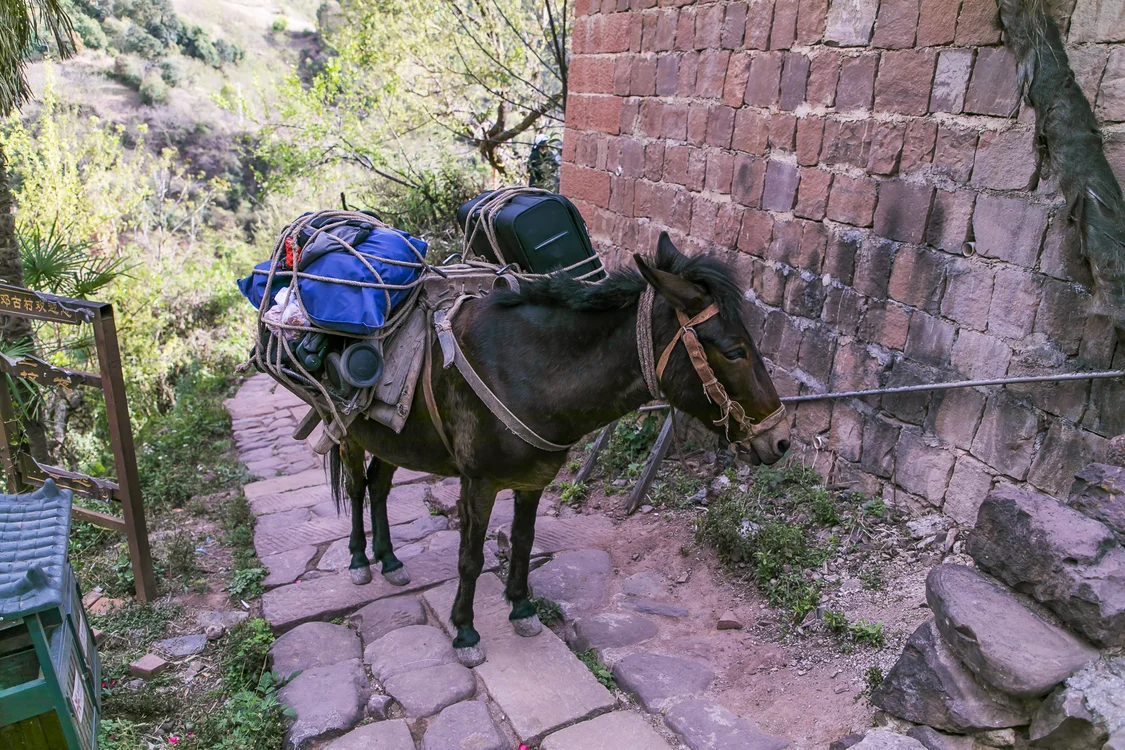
[739, 408, 791, 466]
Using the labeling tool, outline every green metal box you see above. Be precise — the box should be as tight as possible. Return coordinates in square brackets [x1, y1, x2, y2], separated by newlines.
[0, 480, 101, 749]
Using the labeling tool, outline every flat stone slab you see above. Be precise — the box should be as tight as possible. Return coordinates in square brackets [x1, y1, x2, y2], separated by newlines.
[262, 549, 458, 631]
[196, 610, 248, 631]
[422, 700, 506, 750]
[256, 506, 313, 535]
[251, 486, 332, 516]
[365, 625, 455, 682]
[262, 545, 317, 588]
[391, 514, 449, 544]
[384, 662, 476, 717]
[393, 468, 434, 485]
[851, 731, 927, 749]
[621, 597, 690, 618]
[569, 612, 659, 652]
[349, 596, 428, 644]
[525, 515, 615, 556]
[664, 699, 789, 750]
[278, 658, 369, 749]
[528, 549, 613, 621]
[317, 537, 375, 572]
[622, 572, 671, 599]
[271, 622, 361, 676]
[612, 653, 716, 713]
[424, 573, 616, 743]
[541, 711, 674, 750]
[927, 564, 1098, 697]
[323, 719, 415, 750]
[244, 468, 326, 500]
[154, 635, 207, 658]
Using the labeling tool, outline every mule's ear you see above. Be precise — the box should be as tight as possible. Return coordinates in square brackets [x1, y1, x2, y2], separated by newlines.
[633, 253, 707, 312]
[656, 231, 684, 270]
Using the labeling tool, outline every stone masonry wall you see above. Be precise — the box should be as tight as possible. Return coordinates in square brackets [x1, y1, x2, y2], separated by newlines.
[559, 0, 1125, 522]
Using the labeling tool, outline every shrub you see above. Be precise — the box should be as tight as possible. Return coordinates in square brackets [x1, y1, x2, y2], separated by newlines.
[73, 14, 108, 50]
[138, 76, 168, 106]
[221, 618, 276, 690]
[180, 25, 220, 67]
[120, 24, 166, 58]
[214, 38, 244, 65]
[158, 59, 180, 87]
[111, 55, 143, 88]
[271, 16, 289, 32]
[196, 672, 293, 749]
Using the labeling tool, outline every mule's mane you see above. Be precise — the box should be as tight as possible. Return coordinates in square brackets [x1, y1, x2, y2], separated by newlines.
[493, 249, 746, 323]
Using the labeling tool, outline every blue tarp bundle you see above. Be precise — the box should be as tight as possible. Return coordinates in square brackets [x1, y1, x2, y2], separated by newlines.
[238, 226, 427, 336]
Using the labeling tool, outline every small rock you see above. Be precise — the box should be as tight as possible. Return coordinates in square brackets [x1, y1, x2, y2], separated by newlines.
[850, 730, 928, 749]
[184, 661, 204, 684]
[621, 597, 689, 618]
[1029, 657, 1125, 750]
[154, 634, 208, 659]
[568, 612, 659, 652]
[364, 625, 455, 682]
[1069, 463, 1125, 542]
[366, 694, 394, 720]
[840, 578, 862, 593]
[421, 701, 505, 750]
[709, 475, 731, 495]
[612, 653, 715, 712]
[205, 624, 224, 640]
[906, 727, 974, 750]
[640, 504, 654, 514]
[383, 663, 475, 718]
[973, 728, 1016, 747]
[271, 622, 361, 676]
[348, 597, 427, 643]
[197, 610, 248, 631]
[612, 479, 628, 488]
[129, 654, 169, 680]
[907, 515, 953, 540]
[664, 699, 788, 750]
[126, 678, 144, 690]
[717, 611, 743, 630]
[688, 488, 708, 505]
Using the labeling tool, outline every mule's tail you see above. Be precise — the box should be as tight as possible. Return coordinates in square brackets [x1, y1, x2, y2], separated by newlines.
[327, 443, 348, 515]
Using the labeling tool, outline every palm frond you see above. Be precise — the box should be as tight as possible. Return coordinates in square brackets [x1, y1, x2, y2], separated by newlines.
[0, 0, 76, 115]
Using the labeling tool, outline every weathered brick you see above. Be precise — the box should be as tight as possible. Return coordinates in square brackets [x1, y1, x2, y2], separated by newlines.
[867, 122, 906, 175]
[745, 0, 777, 50]
[695, 3, 725, 49]
[769, 115, 798, 153]
[796, 117, 825, 166]
[798, 325, 836, 385]
[644, 143, 665, 182]
[656, 55, 679, 96]
[925, 189, 975, 254]
[737, 209, 775, 255]
[779, 53, 811, 111]
[835, 54, 878, 110]
[853, 237, 896, 297]
[860, 300, 911, 350]
[745, 52, 784, 107]
[795, 168, 833, 220]
[951, 329, 1011, 379]
[761, 161, 801, 212]
[932, 127, 977, 183]
[1034, 278, 1088, 356]
[930, 49, 974, 114]
[651, 9, 678, 51]
[824, 229, 861, 284]
[631, 55, 658, 95]
[833, 339, 889, 393]
[706, 106, 735, 148]
[971, 128, 1039, 190]
[714, 203, 744, 248]
[771, 0, 800, 49]
[944, 454, 994, 526]
[860, 414, 901, 478]
[723, 52, 752, 107]
[988, 268, 1042, 340]
[664, 145, 706, 191]
[872, 0, 920, 48]
[569, 94, 624, 134]
[916, 0, 958, 45]
[823, 284, 864, 334]
[824, 0, 879, 45]
[761, 311, 804, 369]
[883, 360, 933, 425]
[829, 403, 863, 462]
[954, 0, 1002, 45]
[875, 180, 934, 243]
[614, 58, 632, 97]
[905, 311, 955, 366]
[826, 174, 877, 227]
[963, 47, 1019, 116]
[887, 242, 947, 312]
[896, 429, 955, 506]
[1040, 215, 1094, 285]
[972, 195, 1048, 268]
[687, 103, 709, 145]
[750, 257, 787, 305]
[971, 393, 1040, 480]
[732, 155, 767, 207]
[807, 50, 840, 107]
[610, 176, 635, 215]
[1096, 48, 1125, 122]
[732, 109, 769, 155]
[822, 120, 871, 168]
[940, 259, 993, 331]
[561, 164, 612, 207]
[571, 56, 616, 95]
[677, 52, 699, 97]
[767, 219, 804, 266]
[618, 138, 645, 178]
[639, 99, 664, 137]
[619, 98, 639, 135]
[832, 458, 883, 496]
[690, 196, 721, 241]
[800, 221, 829, 271]
[697, 50, 731, 99]
[928, 387, 986, 451]
[1028, 423, 1108, 497]
[796, 0, 828, 43]
[875, 50, 937, 116]
[675, 7, 697, 50]
[722, 2, 749, 48]
[900, 119, 937, 173]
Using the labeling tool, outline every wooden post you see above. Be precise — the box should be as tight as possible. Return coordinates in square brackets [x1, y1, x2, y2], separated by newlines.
[92, 305, 156, 603]
[575, 421, 616, 485]
[0, 372, 24, 494]
[624, 411, 676, 514]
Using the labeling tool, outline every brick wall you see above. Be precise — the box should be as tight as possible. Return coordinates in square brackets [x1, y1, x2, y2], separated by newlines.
[560, 0, 1125, 520]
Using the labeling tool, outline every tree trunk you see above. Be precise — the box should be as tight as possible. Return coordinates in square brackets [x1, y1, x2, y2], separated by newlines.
[0, 145, 51, 461]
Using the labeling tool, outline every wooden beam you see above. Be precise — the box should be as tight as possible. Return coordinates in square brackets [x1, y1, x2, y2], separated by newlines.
[625, 412, 675, 515]
[575, 421, 616, 485]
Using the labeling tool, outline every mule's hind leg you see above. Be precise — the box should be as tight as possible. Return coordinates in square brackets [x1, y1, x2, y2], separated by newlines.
[505, 489, 543, 637]
[339, 439, 373, 585]
[450, 476, 499, 667]
[367, 457, 409, 586]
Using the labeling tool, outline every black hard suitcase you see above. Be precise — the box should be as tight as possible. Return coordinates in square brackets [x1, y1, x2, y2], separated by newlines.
[455, 191, 605, 280]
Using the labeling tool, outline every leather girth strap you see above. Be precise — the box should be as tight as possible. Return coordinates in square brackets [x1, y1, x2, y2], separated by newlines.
[428, 299, 574, 454]
[422, 309, 456, 459]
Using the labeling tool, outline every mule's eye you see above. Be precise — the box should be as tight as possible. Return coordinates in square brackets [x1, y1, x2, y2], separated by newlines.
[722, 347, 747, 360]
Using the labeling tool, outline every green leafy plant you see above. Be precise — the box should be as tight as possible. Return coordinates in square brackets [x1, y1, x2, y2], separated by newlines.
[860, 566, 884, 591]
[848, 620, 885, 648]
[823, 610, 848, 634]
[558, 480, 588, 507]
[221, 618, 277, 691]
[532, 597, 564, 627]
[576, 649, 616, 691]
[864, 665, 885, 695]
[89, 600, 182, 649]
[226, 567, 266, 601]
[271, 16, 289, 32]
[196, 670, 295, 749]
[98, 718, 147, 750]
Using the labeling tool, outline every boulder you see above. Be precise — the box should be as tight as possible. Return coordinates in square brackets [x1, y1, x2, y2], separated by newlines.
[926, 565, 1098, 697]
[967, 486, 1125, 647]
[270, 622, 361, 676]
[1107, 436, 1125, 468]
[870, 619, 1031, 732]
[528, 549, 613, 621]
[850, 731, 928, 749]
[1029, 657, 1125, 750]
[1070, 464, 1125, 541]
[278, 658, 369, 749]
[612, 653, 715, 712]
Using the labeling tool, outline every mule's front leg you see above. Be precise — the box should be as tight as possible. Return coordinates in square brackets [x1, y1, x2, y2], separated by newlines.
[341, 440, 372, 585]
[451, 476, 498, 667]
[505, 489, 543, 637]
[368, 458, 409, 585]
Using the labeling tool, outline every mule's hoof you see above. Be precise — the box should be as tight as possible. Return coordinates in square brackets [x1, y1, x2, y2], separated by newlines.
[349, 566, 373, 585]
[382, 566, 411, 587]
[455, 645, 486, 668]
[511, 614, 543, 637]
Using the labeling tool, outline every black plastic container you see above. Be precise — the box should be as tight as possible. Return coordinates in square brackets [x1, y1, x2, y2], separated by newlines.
[455, 192, 604, 280]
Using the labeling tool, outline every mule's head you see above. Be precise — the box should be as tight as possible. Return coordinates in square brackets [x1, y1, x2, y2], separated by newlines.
[635, 232, 790, 465]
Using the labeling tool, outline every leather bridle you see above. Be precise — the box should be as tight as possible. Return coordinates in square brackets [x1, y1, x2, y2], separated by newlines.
[638, 287, 787, 451]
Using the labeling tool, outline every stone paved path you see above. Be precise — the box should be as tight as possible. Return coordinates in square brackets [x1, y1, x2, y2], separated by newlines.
[227, 374, 788, 749]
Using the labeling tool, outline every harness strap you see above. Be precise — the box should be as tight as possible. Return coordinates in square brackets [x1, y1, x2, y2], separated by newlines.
[422, 309, 456, 459]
